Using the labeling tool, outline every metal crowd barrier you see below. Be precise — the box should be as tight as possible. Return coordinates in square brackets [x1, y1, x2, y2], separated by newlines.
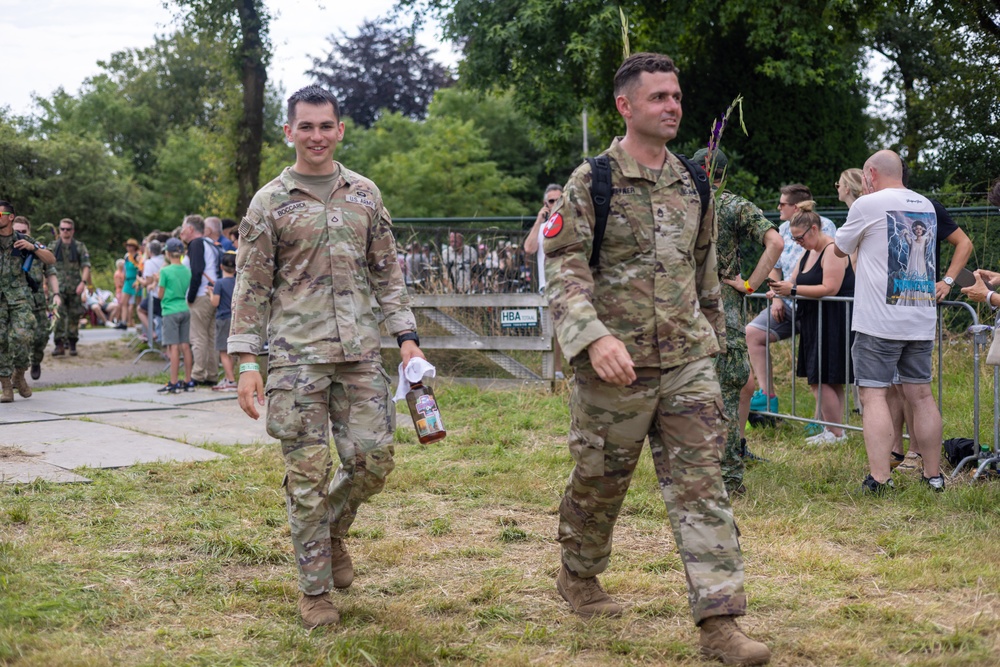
[744, 293, 997, 479]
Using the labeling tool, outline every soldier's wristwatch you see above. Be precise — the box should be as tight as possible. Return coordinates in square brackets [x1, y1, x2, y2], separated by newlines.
[943, 276, 955, 287]
[396, 332, 420, 347]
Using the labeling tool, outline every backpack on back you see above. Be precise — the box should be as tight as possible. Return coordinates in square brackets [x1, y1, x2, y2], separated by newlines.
[586, 153, 711, 269]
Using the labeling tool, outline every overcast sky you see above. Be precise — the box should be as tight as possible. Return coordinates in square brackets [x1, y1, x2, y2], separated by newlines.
[2, 0, 457, 117]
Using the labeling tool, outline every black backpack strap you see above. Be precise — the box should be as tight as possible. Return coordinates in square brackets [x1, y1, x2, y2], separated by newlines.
[586, 155, 612, 269]
[675, 153, 711, 221]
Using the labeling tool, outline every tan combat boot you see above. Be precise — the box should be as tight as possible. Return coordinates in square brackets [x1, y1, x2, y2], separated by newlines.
[0, 377, 13, 403]
[331, 537, 354, 589]
[52, 341, 65, 357]
[699, 615, 771, 666]
[12, 369, 32, 398]
[298, 592, 340, 629]
[556, 565, 623, 618]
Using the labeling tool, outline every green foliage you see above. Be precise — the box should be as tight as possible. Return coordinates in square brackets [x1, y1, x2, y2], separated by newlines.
[340, 112, 528, 217]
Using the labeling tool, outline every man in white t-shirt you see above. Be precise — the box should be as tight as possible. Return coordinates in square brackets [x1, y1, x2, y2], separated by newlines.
[833, 150, 944, 494]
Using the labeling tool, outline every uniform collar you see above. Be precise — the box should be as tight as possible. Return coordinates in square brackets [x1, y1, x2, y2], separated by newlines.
[280, 163, 349, 195]
[607, 137, 683, 189]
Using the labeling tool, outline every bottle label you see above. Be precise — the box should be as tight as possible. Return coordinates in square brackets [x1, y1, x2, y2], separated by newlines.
[413, 394, 444, 436]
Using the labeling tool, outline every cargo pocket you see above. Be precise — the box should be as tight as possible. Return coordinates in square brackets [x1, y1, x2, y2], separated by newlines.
[568, 422, 609, 478]
[265, 367, 302, 441]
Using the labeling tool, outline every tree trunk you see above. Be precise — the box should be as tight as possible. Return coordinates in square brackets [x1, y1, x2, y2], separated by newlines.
[235, 0, 266, 219]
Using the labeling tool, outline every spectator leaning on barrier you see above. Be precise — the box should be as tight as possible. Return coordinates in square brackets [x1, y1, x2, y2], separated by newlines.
[542, 53, 770, 665]
[693, 147, 783, 494]
[833, 149, 945, 495]
[229, 85, 427, 630]
[744, 184, 837, 433]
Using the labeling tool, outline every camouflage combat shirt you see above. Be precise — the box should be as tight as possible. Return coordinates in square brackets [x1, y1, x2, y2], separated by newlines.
[228, 164, 416, 367]
[543, 137, 725, 368]
[716, 190, 775, 337]
[52, 238, 90, 291]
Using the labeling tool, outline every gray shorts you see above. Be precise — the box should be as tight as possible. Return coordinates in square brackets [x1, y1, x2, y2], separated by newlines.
[162, 311, 191, 346]
[746, 301, 795, 340]
[215, 317, 231, 351]
[852, 332, 933, 388]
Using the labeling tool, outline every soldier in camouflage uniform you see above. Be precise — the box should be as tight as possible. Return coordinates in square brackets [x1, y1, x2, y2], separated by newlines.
[0, 201, 56, 402]
[230, 86, 426, 629]
[543, 55, 770, 665]
[691, 149, 783, 494]
[51, 217, 91, 357]
[13, 217, 60, 380]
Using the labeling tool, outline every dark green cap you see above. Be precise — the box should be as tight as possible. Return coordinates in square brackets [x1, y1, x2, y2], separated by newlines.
[692, 148, 728, 180]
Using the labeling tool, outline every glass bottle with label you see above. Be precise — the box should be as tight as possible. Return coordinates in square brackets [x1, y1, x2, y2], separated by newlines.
[405, 381, 446, 444]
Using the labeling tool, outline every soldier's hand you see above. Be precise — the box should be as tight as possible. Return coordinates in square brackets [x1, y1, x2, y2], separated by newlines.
[400, 340, 426, 370]
[238, 371, 264, 420]
[13, 239, 33, 251]
[588, 335, 636, 386]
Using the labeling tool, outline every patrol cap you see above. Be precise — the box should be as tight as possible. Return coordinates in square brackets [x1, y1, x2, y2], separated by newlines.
[692, 148, 728, 180]
[165, 238, 185, 254]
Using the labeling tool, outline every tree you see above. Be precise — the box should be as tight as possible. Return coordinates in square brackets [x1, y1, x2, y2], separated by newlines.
[400, 0, 872, 193]
[308, 17, 454, 128]
[166, 0, 271, 218]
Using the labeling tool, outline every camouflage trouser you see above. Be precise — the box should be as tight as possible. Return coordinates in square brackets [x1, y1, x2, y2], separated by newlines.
[714, 333, 750, 492]
[0, 296, 34, 376]
[558, 357, 746, 624]
[30, 294, 49, 365]
[265, 361, 396, 596]
[55, 289, 82, 343]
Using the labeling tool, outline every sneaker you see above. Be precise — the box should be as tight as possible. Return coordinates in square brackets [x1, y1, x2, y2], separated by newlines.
[922, 474, 945, 492]
[212, 379, 238, 392]
[859, 474, 895, 496]
[749, 389, 767, 411]
[804, 422, 824, 437]
[183, 380, 197, 392]
[768, 395, 779, 413]
[157, 382, 178, 394]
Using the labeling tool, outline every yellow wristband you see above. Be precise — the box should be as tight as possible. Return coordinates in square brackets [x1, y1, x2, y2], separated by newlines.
[744, 279, 753, 293]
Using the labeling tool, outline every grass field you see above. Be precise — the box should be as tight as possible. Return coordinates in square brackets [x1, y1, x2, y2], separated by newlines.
[2, 340, 1000, 666]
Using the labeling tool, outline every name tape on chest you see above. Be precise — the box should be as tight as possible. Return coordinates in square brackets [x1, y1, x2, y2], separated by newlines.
[542, 212, 564, 238]
[275, 201, 307, 218]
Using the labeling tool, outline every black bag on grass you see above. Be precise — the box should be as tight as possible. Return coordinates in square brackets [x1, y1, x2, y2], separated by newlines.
[943, 437, 975, 468]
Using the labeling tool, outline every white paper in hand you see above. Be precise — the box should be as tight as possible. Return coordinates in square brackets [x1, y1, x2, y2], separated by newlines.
[393, 358, 437, 402]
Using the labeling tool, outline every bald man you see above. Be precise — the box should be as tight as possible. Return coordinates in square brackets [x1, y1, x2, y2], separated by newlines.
[833, 150, 944, 495]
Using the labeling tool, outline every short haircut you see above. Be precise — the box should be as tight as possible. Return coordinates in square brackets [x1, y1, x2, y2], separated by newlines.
[780, 183, 813, 206]
[221, 217, 237, 230]
[147, 240, 163, 257]
[182, 214, 205, 234]
[544, 183, 563, 195]
[287, 85, 341, 123]
[0, 200, 13, 214]
[220, 251, 237, 271]
[204, 216, 222, 235]
[990, 179, 1000, 208]
[613, 53, 680, 98]
[12, 216, 29, 231]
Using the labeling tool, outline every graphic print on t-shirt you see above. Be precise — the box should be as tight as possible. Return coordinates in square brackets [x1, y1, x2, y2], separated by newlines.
[885, 210, 936, 307]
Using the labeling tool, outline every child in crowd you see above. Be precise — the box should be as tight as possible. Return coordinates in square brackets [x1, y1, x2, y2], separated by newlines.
[210, 251, 237, 391]
[157, 238, 194, 393]
[112, 259, 126, 327]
